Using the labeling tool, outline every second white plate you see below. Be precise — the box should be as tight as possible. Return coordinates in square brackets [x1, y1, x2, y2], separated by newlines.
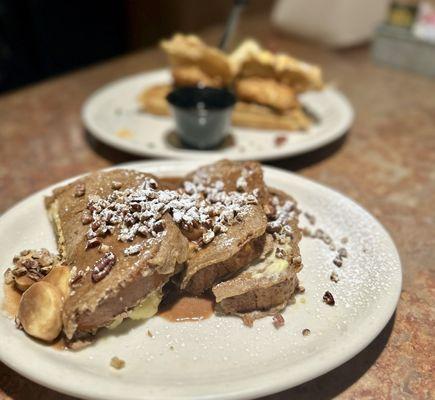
[82, 69, 354, 161]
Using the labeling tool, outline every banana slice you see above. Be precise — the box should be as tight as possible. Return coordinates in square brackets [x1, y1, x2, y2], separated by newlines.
[43, 265, 70, 299]
[18, 281, 63, 342]
[14, 275, 36, 292]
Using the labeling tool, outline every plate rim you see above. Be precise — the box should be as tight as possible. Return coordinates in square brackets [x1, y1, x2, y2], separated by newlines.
[0, 160, 402, 400]
[81, 68, 355, 161]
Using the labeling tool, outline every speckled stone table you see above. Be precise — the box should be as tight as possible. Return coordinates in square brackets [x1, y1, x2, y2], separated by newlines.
[0, 15, 433, 400]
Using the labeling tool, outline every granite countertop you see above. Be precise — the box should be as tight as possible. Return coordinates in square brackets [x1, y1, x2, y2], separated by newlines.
[0, 15, 433, 400]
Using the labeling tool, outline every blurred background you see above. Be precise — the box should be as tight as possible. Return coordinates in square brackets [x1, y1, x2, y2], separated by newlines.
[0, 0, 270, 93]
[0, 0, 433, 93]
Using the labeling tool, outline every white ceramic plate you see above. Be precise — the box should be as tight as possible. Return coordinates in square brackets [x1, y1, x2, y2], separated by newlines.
[0, 161, 401, 400]
[82, 69, 354, 161]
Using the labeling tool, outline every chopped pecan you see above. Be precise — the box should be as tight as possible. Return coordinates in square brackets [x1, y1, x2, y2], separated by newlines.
[323, 291, 335, 306]
[153, 219, 166, 233]
[4, 268, 14, 285]
[111, 181, 122, 190]
[81, 210, 93, 225]
[333, 257, 343, 267]
[330, 271, 339, 283]
[74, 183, 86, 198]
[85, 238, 101, 250]
[338, 248, 348, 258]
[275, 247, 286, 259]
[92, 252, 117, 283]
[21, 258, 40, 271]
[272, 313, 285, 328]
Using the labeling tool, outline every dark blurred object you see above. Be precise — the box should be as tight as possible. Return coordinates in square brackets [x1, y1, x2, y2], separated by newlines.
[125, 0, 270, 50]
[0, 0, 270, 94]
[0, 0, 125, 93]
[219, 0, 248, 50]
[167, 86, 236, 149]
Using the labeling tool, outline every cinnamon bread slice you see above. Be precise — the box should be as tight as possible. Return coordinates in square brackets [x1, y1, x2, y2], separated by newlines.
[179, 160, 268, 295]
[45, 170, 189, 339]
[212, 189, 302, 325]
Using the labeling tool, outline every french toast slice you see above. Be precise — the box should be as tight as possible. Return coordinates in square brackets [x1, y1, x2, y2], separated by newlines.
[212, 188, 302, 325]
[180, 160, 268, 295]
[45, 170, 189, 339]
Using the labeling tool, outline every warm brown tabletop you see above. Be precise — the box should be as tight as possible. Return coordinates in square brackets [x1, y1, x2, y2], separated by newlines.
[0, 15, 433, 400]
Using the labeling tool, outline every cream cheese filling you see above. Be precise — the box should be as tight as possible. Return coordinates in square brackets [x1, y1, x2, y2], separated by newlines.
[107, 290, 163, 330]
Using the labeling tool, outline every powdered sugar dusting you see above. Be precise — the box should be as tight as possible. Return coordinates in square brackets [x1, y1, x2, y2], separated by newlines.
[85, 174, 259, 246]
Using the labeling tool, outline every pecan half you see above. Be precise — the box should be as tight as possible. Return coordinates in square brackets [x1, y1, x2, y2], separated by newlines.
[91, 252, 117, 283]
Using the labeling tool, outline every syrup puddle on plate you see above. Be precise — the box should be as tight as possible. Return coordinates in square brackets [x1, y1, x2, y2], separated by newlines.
[158, 294, 214, 322]
[2, 283, 21, 317]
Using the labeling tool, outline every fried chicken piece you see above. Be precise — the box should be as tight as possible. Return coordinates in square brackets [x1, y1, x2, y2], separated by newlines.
[161, 34, 233, 86]
[230, 39, 323, 93]
[235, 77, 298, 112]
[172, 66, 223, 88]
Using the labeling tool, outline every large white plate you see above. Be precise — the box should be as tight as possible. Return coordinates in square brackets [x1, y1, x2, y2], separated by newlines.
[82, 69, 354, 161]
[0, 161, 401, 400]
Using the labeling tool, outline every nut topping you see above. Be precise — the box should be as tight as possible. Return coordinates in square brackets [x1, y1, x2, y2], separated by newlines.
[302, 328, 311, 336]
[4, 268, 14, 285]
[202, 230, 215, 244]
[330, 271, 339, 283]
[70, 271, 84, 287]
[11, 266, 27, 277]
[333, 257, 343, 267]
[6, 249, 60, 290]
[92, 252, 117, 283]
[85, 237, 101, 250]
[275, 247, 286, 259]
[21, 258, 39, 271]
[111, 181, 122, 190]
[272, 313, 285, 328]
[323, 291, 335, 306]
[338, 248, 348, 258]
[81, 210, 93, 225]
[110, 356, 125, 369]
[74, 183, 86, 197]
[266, 222, 281, 234]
